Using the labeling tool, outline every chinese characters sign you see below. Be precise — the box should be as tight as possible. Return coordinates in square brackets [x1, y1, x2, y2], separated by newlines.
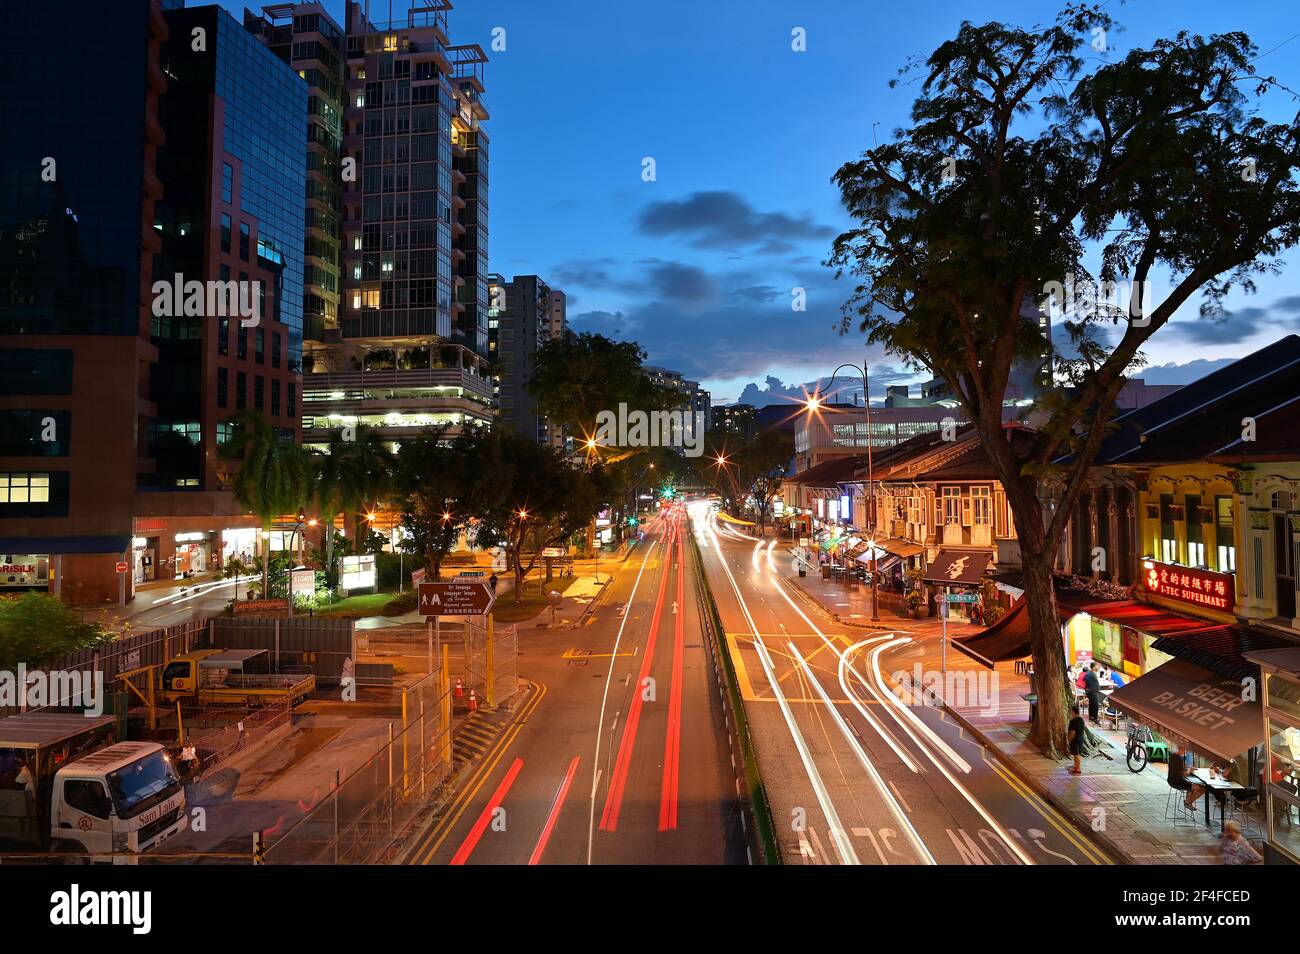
[1145, 560, 1235, 613]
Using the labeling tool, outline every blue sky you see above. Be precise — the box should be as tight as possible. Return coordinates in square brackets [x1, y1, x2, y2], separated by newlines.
[224, 0, 1300, 404]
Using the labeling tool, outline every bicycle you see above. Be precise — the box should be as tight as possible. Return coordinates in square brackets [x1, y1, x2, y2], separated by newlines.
[1126, 722, 1158, 773]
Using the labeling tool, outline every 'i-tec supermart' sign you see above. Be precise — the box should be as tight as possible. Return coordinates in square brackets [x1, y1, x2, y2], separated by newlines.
[1145, 560, 1235, 612]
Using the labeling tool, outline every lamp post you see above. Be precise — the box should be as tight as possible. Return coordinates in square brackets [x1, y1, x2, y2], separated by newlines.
[801, 355, 879, 622]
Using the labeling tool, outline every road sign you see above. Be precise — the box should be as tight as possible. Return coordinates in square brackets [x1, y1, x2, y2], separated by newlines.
[940, 593, 979, 603]
[115, 561, 129, 574]
[410, 567, 426, 586]
[457, 570, 485, 578]
[419, 580, 494, 616]
[540, 547, 565, 558]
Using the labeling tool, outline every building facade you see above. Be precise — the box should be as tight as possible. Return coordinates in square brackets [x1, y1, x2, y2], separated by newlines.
[488, 273, 567, 444]
[298, 0, 493, 448]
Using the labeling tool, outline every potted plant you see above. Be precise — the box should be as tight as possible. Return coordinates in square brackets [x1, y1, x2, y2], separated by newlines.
[904, 587, 924, 619]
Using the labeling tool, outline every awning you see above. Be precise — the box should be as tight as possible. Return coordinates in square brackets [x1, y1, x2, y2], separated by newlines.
[1151, 625, 1297, 682]
[1109, 658, 1264, 764]
[879, 538, 925, 559]
[923, 549, 993, 586]
[856, 552, 901, 573]
[951, 599, 1076, 669]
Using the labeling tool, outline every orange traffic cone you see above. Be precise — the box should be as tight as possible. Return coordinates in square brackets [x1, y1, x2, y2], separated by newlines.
[468, 688, 478, 712]
[454, 676, 464, 699]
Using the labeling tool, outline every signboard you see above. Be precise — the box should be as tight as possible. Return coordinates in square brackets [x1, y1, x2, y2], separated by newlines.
[418, 581, 494, 616]
[457, 570, 485, 578]
[115, 562, 129, 574]
[410, 568, 426, 586]
[233, 598, 289, 616]
[540, 547, 565, 558]
[290, 568, 315, 598]
[1144, 560, 1235, 613]
[340, 554, 376, 591]
[939, 593, 979, 604]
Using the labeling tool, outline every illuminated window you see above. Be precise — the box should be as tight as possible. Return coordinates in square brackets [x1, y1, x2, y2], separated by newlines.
[0, 472, 50, 504]
[971, 486, 991, 525]
[383, 33, 397, 52]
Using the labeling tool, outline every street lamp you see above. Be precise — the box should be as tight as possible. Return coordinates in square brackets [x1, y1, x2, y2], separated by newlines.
[801, 354, 879, 622]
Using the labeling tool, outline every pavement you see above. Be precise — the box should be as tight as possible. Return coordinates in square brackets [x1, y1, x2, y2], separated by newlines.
[401, 507, 747, 865]
[786, 562, 1244, 865]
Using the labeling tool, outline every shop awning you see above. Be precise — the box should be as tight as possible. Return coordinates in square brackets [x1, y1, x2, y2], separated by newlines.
[923, 549, 993, 586]
[951, 599, 1076, 669]
[856, 552, 901, 573]
[879, 538, 925, 559]
[1150, 625, 1296, 682]
[1108, 658, 1264, 764]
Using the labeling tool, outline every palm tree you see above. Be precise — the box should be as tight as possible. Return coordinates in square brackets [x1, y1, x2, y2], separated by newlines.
[220, 409, 314, 601]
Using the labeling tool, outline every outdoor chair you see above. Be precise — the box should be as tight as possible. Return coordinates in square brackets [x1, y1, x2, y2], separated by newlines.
[1164, 785, 1199, 827]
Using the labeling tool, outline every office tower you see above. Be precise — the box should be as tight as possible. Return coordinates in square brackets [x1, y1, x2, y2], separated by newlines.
[244, 3, 345, 352]
[297, 0, 492, 449]
[487, 274, 567, 444]
[0, 0, 306, 603]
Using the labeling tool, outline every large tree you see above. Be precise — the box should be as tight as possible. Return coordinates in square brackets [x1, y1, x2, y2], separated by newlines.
[475, 432, 603, 599]
[395, 427, 506, 580]
[0, 593, 107, 672]
[828, 5, 1300, 754]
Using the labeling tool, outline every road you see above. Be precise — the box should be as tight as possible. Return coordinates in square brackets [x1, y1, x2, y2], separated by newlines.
[409, 506, 748, 864]
[694, 502, 1114, 866]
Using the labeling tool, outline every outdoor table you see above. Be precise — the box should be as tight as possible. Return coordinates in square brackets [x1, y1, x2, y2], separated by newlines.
[1188, 770, 1245, 831]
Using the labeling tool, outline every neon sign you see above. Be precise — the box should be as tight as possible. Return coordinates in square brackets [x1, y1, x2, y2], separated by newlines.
[1144, 560, 1235, 613]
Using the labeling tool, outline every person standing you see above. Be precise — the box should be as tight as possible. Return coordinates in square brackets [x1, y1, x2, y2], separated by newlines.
[1067, 704, 1086, 775]
[1084, 662, 1104, 724]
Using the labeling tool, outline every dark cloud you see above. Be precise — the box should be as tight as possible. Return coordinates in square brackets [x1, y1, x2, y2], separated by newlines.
[570, 309, 636, 336]
[636, 191, 835, 250]
[1274, 296, 1300, 313]
[643, 261, 718, 306]
[1174, 307, 1295, 345]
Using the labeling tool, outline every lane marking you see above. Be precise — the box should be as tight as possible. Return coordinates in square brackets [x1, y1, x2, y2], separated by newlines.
[586, 531, 660, 864]
[448, 757, 525, 865]
[600, 523, 675, 832]
[412, 681, 547, 863]
[529, 756, 581, 865]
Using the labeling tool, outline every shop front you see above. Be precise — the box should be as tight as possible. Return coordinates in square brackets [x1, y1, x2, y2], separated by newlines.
[0, 553, 50, 591]
[923, 548, 992, 620]
[1244, 648, 1300, 864]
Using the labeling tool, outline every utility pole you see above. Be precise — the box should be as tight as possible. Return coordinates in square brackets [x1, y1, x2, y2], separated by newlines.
[862, 351, 879, 622]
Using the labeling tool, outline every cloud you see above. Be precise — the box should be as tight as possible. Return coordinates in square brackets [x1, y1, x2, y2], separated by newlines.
[570, 309, 637, 336]
[734, 367, 923, 407]
[643, 261, 718, 306]
[636, 191, 835, 250]
[1172, 307, 1298, 346]
[1137, 358, 1238, 386]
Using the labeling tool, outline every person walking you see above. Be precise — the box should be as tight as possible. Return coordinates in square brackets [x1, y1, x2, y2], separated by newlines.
[1067, 704, 1087, 775]
[1084, 662, 1104, 725]
[488, 573, 498, 594]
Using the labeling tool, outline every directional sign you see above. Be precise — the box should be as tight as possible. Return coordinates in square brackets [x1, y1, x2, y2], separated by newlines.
[418, 580, 494, 616]
[939, 593, 979, 604]
[540, 547, 565, 558]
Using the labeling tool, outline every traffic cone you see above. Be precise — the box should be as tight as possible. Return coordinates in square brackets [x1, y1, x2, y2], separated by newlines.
[468, 688, 478, 712]
[454, 676, 464, 699]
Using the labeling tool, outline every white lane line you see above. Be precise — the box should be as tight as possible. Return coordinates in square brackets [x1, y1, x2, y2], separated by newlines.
[702, 512, 858, 865]
[787, 640, 935, 865]
[863, 640, 1035, 866]
[586, 538, 659, 865]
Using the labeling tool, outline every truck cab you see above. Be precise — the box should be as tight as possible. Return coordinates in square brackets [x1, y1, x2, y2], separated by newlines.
[0, 715, 186, 859]
[51, 742, 187, 856]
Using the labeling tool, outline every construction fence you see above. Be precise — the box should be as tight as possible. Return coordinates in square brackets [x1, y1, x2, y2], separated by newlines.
[463, 615, 518, 708]
[261, 663, 454, 864]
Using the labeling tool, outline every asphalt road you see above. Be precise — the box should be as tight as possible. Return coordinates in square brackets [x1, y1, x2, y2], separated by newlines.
[410, 506, 747, 864]
[694, 503, 1114, 867]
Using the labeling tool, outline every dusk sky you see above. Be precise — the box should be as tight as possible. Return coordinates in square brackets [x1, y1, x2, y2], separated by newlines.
[225, 0, 1300, 404]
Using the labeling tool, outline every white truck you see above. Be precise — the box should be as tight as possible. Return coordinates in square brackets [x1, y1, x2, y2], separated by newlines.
[0, 712, 187, 859]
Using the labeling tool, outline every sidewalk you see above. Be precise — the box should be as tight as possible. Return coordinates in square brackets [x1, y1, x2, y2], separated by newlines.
[788, 571, 1238, 865]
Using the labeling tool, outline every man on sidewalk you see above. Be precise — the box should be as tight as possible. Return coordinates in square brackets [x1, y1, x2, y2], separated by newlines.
[1083, 662, 1104, 724]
